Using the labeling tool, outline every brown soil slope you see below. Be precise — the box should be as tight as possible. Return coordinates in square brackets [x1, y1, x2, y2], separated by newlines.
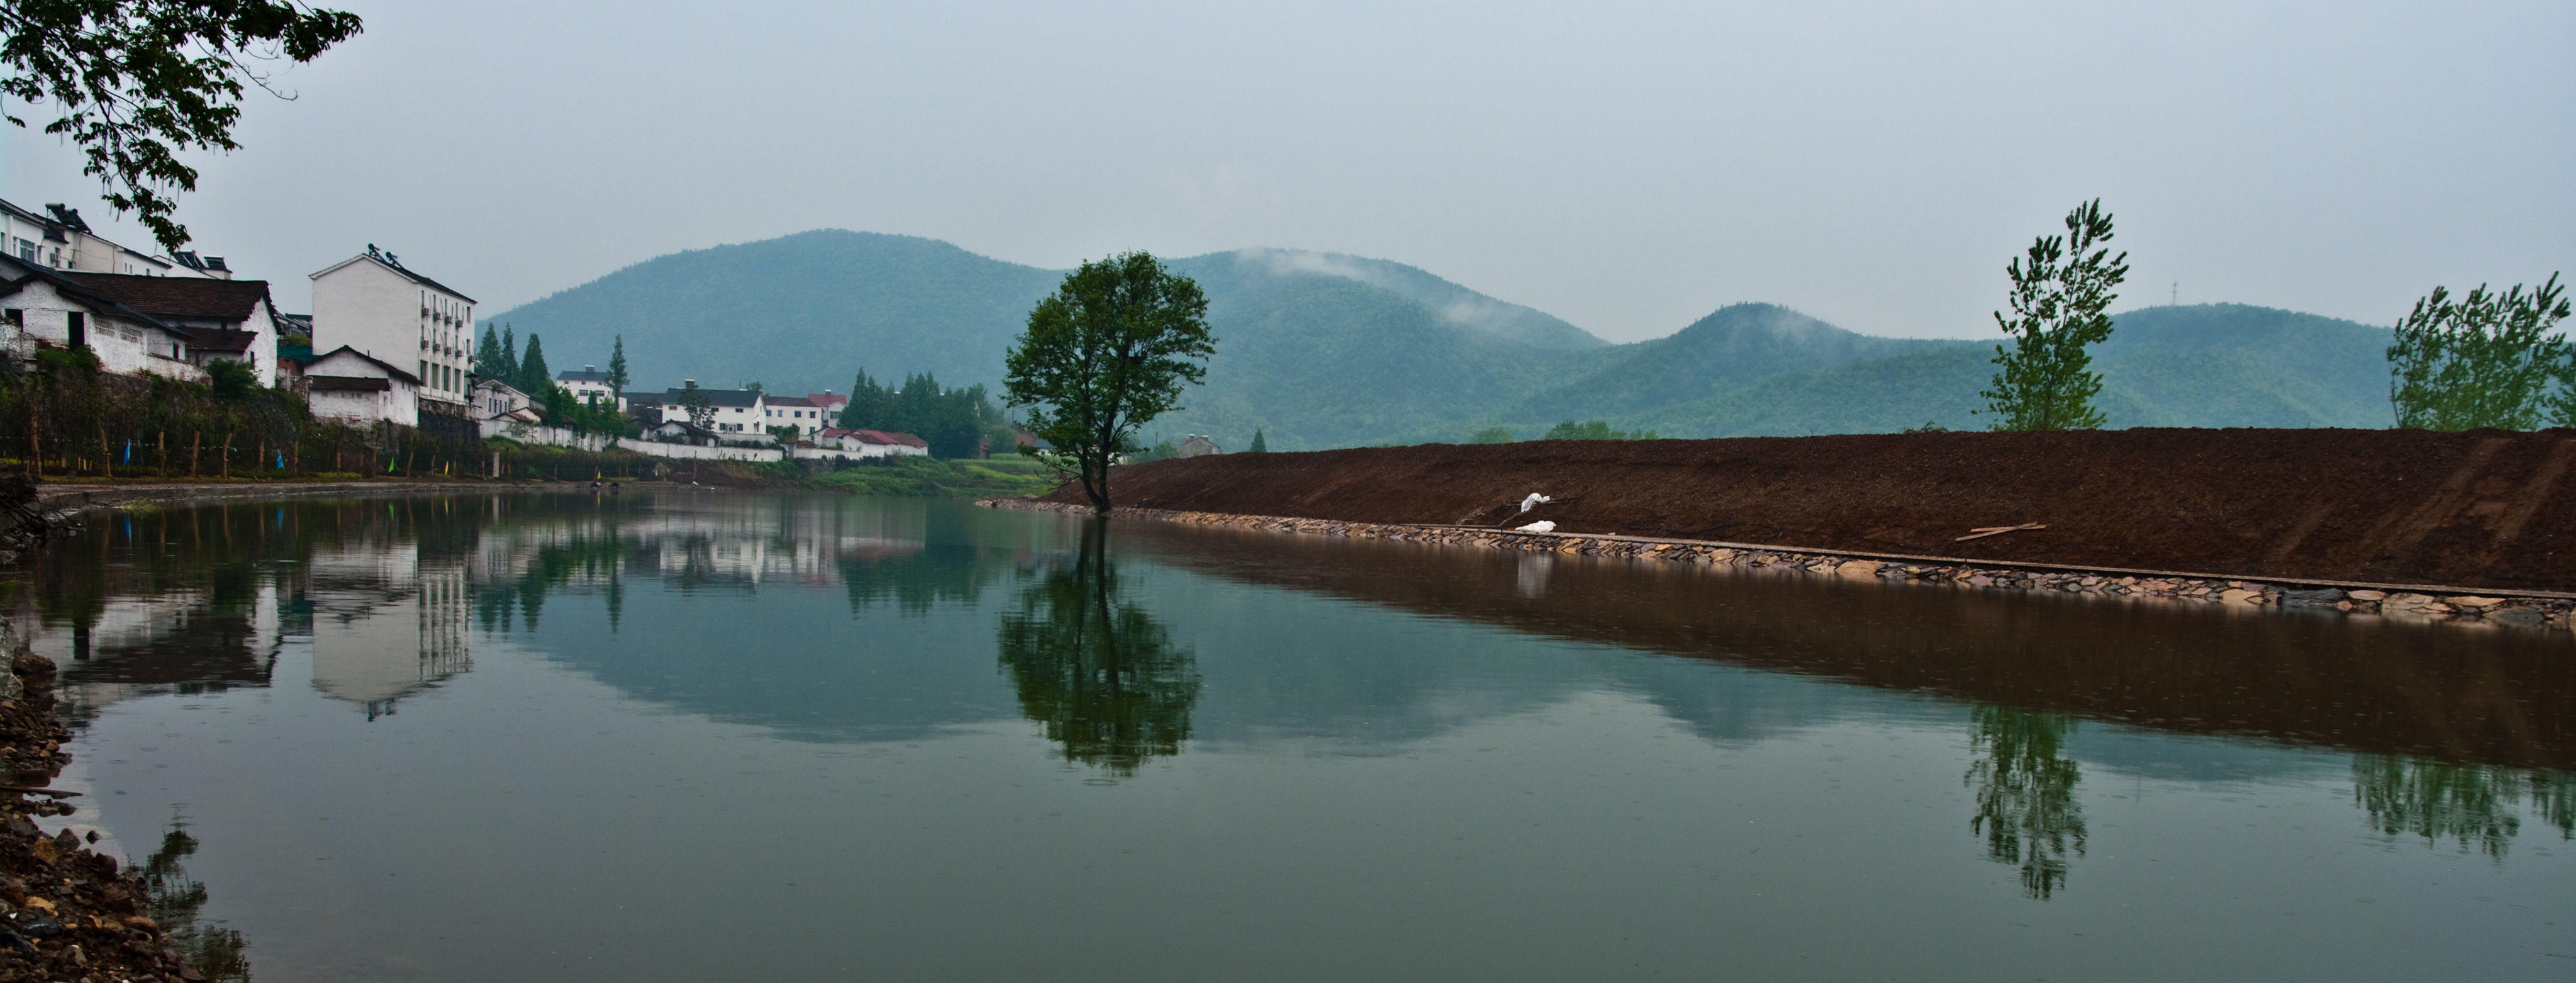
[1042, 429, 2576, 590]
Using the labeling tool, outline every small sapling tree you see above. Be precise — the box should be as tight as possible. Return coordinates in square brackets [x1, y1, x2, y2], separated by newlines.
[1004, 252, 1214, 514]
[1979, 199, 2129, 431]
[2387, 273, 2570, 430]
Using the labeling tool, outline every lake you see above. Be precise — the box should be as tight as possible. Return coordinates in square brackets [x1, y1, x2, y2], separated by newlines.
[5, 491, 2570, 982]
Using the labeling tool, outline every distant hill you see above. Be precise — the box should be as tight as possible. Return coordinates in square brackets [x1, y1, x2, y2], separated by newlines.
[487, 230, 2400, 451]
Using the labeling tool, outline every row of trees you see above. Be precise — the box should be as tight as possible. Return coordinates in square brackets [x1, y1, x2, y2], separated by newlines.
[836, 370, 1015, 459]
[1979, 199, 2570, 433]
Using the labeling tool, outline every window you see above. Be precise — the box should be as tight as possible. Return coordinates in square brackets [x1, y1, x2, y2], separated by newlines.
[3, 309, 20, 329]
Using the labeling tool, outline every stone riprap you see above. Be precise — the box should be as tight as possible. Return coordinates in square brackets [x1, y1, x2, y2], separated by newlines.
[981, 498, 2576, 631]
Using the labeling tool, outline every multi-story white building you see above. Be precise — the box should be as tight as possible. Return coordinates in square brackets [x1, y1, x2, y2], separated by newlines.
[556, 366, 618, 408]
[309, 245, 475, 407]
[0, 199, 221, 278]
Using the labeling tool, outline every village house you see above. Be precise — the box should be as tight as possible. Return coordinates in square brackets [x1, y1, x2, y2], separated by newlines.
[473, 378, 542, 424]
[652, 383, 773, 441]
[301, 346, 422, 427]
[0, 255, 203, 381]
[762, 393, 830, 438]
[556, 366, 618, 408]
[0, 199, 218, 278]
[57, 271, 282, 386]
[309, 245, 476, 407]
[815, 428, 931, 459]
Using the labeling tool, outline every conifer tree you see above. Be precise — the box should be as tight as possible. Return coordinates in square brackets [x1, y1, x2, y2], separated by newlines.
[1248, 429, 1268, 452]
[518, 334, 550, 396]
[473, 325, 506, 381]
[606, 336, 631, 399]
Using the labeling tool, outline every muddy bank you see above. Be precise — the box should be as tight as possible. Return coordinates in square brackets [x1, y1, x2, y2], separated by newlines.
[0, 652, 206, 982]
[1037, 429, 2576, 592]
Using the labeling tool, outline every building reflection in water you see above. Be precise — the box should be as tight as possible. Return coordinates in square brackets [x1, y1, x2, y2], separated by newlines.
[303, 543, 471, 719]
[996, 521, 1198, 779]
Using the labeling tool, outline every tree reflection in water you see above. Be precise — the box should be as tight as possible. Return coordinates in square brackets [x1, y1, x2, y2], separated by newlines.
[997, 520, 1198, 779]
[2351, 756, 2575, 859]
[1966, 705, 2087, 899]
[132, 821, 249, 982]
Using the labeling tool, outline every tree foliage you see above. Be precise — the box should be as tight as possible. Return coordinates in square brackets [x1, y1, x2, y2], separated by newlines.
[839, 369, 1011, 458]
[1003, 252, 1214, 512]
[516, 333, 551, 396]
[1468, 426, 1514, 444]
[1980, 199, 2129, 431]
[2387, 273, 2570, 430]
[1, 0, 362, 250]
[606, 335, 630, 398]
[1246, 427, 1267, 452]
[1539, 419, 1656, 441]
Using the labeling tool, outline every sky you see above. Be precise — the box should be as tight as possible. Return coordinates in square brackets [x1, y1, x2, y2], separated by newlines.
[3, 0, 2571, 343]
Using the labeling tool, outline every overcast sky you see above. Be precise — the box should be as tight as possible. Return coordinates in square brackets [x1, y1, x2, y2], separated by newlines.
[3, 0, 2570, 342]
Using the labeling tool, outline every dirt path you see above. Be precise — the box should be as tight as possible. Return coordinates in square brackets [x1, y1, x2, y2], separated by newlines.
[1039, 428, 2576, 591]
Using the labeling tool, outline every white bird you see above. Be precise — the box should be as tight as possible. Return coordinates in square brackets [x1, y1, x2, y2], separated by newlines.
[1515, 520, 1557, 532]
[1519, 492, 1553, 514]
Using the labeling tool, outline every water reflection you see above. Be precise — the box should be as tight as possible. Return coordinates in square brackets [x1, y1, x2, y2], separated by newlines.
[997, 520, 1198, 778]
[1966, 706, 2087, 899]
[134, 820, 250, 983]
[2352, 756, 2575, 859]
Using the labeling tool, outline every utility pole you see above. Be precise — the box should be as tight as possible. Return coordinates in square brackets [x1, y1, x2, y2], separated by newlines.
[2170, 281, 2178, 306]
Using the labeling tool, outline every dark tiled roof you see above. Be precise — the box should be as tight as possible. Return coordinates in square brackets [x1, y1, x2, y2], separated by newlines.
[307, 345, 421, 385]
[622, 390, 665, 405]
[274, 313, 313, 335]
[666, 387, 762, 408]
[557, 369, 611, 383]
[764, 395, 817, 408]
[59, 272, 271, 321]
[362, 254, 474, 303]
[276, 340, 316, 364]
[182, 327, 256, 353]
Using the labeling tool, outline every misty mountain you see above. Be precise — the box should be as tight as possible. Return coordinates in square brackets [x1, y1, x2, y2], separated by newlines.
[486, 230, 2400, 451]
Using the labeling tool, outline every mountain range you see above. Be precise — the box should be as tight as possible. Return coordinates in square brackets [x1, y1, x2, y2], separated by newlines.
[487, 230, 2400, 451]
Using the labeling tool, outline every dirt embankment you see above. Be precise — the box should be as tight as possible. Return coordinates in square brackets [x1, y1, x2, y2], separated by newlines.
[1044, 429, 2576, 592]
[0, 653, 206, 982]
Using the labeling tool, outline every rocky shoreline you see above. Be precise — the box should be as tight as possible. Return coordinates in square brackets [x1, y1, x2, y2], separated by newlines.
[983, 498, 2576, 630]
[0, 650, 208, 982]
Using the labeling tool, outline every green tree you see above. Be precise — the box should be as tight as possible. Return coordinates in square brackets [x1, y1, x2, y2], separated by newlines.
[996, 519, 1198, 778]
[2351, 755, 2573, 859]
[1541, 419, 1657, 441]
[2387, 274, 2570, 430]
[472, 325, 508, 381]
[1469, 426, 1514, 444]
[839, 369, 1008, 458]
[1247, 428, 1268, 452]
[205, 357, 255, 399]
[606, 335, 630, 399]
[1, 0, 363, 251]
[1004, 251, 1215, 513]
[1966, 705, 2087, 899]
[517, 333, 551, 395]
[1979, 199, 2129, 431]
[675, 379, 714, 434]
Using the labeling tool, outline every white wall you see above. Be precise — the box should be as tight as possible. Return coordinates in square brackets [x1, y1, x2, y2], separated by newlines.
[310, 254, 472, 405]
[3, 279, 203, 382]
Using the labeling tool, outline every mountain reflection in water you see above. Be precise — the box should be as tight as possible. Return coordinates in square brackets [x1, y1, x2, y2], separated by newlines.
[9, 492, 2572, 894]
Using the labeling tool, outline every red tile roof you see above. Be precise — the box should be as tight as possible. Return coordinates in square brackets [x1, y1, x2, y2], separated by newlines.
[853, 429, 928, 448]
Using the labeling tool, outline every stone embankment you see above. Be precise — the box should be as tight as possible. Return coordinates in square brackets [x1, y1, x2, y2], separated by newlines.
[0, 652, 206, 982]
[984, 499, 2576, 630]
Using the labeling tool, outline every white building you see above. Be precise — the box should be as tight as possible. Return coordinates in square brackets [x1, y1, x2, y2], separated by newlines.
[473, 378, 542, 422]
[309, 245, 475, 408]
[556, 366, 618, 408]
[0, 256, 203, 381]
[303, 346, 422, 427]
[57, 271, 281, 386]
[815, 428, 930, 459]
[653, 383, 774, 441]
[0, 199, 220, 278]
[762, 393, 829, 438]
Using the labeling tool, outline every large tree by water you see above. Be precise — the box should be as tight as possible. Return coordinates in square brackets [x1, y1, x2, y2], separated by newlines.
[1004, 252, 1213, 514]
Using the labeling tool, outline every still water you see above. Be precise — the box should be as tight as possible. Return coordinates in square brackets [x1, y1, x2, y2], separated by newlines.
[4, 492, 2569, 982]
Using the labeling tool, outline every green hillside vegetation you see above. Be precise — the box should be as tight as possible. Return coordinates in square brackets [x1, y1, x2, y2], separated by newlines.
[489, 230, 2402, 452]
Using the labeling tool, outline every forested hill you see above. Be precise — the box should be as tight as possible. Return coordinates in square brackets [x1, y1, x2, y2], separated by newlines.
[486, 230, 2399, 451]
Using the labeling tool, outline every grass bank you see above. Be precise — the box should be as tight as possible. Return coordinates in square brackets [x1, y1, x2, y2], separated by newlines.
[809, 456, 1061, 497]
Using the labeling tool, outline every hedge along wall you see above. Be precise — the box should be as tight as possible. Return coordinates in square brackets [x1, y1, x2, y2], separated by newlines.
[0, 355, 486, 479]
